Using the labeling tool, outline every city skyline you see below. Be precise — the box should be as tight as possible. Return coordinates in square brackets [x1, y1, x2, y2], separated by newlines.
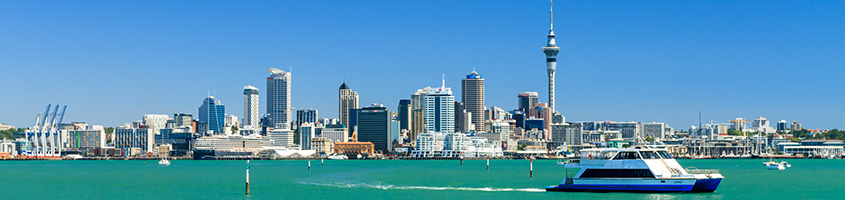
[1, 1, 843, 130]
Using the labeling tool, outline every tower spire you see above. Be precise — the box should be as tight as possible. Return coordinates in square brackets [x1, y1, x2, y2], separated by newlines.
[441, 73, 446, 88]
[550, 0, 553, 30]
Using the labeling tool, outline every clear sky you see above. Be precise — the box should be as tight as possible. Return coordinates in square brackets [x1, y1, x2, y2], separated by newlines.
[1, 1, 842, 130]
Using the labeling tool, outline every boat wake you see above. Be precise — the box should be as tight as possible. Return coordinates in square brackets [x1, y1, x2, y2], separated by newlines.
[300, 181, 545, 192]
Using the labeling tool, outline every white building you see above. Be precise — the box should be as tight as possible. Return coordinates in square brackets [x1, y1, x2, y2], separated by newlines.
[310, 137, 334, 154]
[423, 78, 455, 133]
[747, 116, 776, 134]
[642, 122, 666, 140]
[269, 129, 293, 147]
[321, 125, 348, 143]
[243, 85, 260, 128]
[267, 68, 292, 129]
[143, 114, 171, 135]
[411, 132, 502, 158]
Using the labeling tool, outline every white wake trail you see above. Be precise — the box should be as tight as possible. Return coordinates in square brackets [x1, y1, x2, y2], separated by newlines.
[301, 181, 545, 193]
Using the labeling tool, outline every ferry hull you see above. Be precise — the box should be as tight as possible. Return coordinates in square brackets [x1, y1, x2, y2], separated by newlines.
[690, 178, 721, 193]
[545, 178, 719, 193]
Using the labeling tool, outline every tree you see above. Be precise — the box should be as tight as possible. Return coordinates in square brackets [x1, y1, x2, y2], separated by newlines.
[518, 144, 528, 151]
[231, 126, 239, 134]
[645, 136, 654, 142]
[727, 129, 743, 136]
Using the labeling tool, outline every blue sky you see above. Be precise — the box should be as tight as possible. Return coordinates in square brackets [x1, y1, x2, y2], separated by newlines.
[1, 0, 842, 130]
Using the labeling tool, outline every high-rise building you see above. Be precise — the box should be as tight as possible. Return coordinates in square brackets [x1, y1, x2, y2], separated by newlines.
[143, 114, 171, 136]
[777, 120, 788, 132]
[410, 87, 431, 142]
[398, 99, 412, 133]
[517, 92, 539, 114]
[356, 104, 392, 152]
[243, 85, 259, 128]
[173, 113, 192, 128]
[791, 121, 802, 132]
[642, 122, 666, 140]
[454, 101, 466, 133]
[542, 2, 560, 112]
[296, 109, 318, 127]
[198, 96, 225, 134]
[607, 122, 641, 140]
[339, 82, 359, 128]
[299, 122, 314, 150]
[461, 71, 485, 132]
[267, 68, 291, 129]
[424, 79, 455, 133]
[115, 128, 154, 153]
[551, 123, 582, 145]
[322, 124, 348, 143]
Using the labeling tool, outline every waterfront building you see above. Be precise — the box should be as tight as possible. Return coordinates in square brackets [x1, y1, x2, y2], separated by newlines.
[299, 122, 314, 150]
[243, 86, 260, 128]
[357, 104, 393, 152]
[143, 114, 171, 136]
[517, 92, 539, 114]
[321, 124, 348, 143]
[268, 129, 293, 147]
[398, 99, 412, 134]
[224, 115, 239, 134]
[198, 96, 225, 134]
[173, 113, 192, 129]
[267, 68, 292, 129]
[411, 132, 503, 158]
[642, 122, 666, 140]
[0, 139, 15, 157]
[68, 126, 106, 149]
[157, 127, 194, 155]
[542, 3, 560, 112]
[296, 109, 318, 127]
[194, 135, 278, 159]
[310, 137, 334, 154]
[423, 78, 455, 133]
[777, 120, 788, 132]
[334, 142, 375, 156]
[339, 82, 359, 128]
[461, 70, 485, 132]
[115, 128, 154, 153]
[792, 121, 802, 132]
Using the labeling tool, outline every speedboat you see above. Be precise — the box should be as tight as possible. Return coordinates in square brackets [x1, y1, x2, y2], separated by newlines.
[767, 162, 785, 170]
[546, 148, 723, 193]
[327, 154, 348, 160]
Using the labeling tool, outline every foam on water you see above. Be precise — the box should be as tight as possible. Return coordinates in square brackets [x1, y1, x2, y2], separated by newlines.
[302, 181, 546, 192]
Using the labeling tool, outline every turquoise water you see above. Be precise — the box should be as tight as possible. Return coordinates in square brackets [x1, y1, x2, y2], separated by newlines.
[2, 159, 843, 199]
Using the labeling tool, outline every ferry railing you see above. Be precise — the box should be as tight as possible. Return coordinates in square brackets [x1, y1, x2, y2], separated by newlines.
[556, 159, 579, 166]
[687, 169, 720, 175]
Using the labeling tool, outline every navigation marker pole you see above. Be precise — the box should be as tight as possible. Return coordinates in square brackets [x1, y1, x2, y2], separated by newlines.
[530, 158, 534, 178]
[246, 160, 250, 195]
[308, 159, 311, 172]
[487, 156, 490, 171]
[321, 157, 324, 166]
[460, 152, 464, 166]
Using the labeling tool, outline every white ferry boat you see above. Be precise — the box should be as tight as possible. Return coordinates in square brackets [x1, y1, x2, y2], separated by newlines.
[547, 148, 723, 193]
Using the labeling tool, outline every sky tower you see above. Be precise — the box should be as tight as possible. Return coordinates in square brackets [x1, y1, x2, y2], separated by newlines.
[542, 1, 560, 112]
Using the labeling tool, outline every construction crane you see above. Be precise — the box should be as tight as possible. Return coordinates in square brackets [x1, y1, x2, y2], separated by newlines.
[729, 118, 753, 130]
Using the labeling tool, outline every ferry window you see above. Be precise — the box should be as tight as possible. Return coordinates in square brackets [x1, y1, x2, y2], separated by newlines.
[659, 151, 673, 159]
[580, 169, 655, 178]
[640, 151, 660, 159]
[612, 152, 640, 160]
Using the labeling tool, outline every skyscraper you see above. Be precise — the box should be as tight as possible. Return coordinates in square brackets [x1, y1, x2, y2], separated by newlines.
[267, 68, 291, 129]
[542, 1, 560, 112]
[454, 101, 466, 133]
[424, 78, 455, 133]
[517, 92, 539, 114]
[198, 96, 225, 134]
[461, 71, 485, 132]
[296, 109, 318, 127]
[243, 85, 259, 128]
[398, 99, 411, 132]
[357, 103, 392, 152]
[173, 113, 192, 128]
[410, 87, 431, 142]
[339, 82, 359, 128]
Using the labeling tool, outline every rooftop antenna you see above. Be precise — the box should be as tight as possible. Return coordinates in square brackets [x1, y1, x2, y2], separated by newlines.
[442, 73, 445, 88]
[549, 0, 554, 30]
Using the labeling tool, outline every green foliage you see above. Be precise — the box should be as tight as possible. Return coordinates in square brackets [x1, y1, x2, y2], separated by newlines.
[811, 129, 845, 141]
[645, 136, 654, 142]
[517, 144, 527, 151]
[1, 128, 26, 139]
[231, 126, 239, 134]
[727, 129, 743, 136]
[789, 137, 802, 142]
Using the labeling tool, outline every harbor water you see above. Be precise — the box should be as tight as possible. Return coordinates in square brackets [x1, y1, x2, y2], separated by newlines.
[2, 159, 843, 199]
